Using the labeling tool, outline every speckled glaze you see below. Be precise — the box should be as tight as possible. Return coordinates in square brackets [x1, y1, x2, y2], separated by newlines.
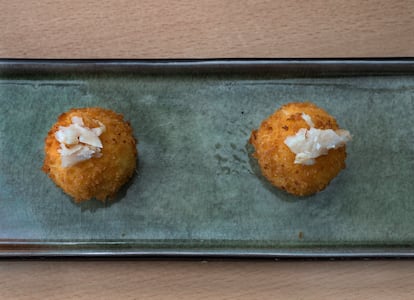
[0, 60, 413, 257]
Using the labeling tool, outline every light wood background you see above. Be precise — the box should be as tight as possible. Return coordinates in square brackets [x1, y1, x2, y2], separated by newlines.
[1, 0, 414, 299]
[1, 0, 413, 58]
[1, 260, 414, 300]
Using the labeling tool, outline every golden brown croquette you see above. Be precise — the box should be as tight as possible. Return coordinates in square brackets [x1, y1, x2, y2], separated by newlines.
[249, 102, 349, 196]
[42, 107, 137, 202]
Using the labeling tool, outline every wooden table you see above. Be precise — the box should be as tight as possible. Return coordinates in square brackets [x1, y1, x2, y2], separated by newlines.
[1, 1, 413, 299]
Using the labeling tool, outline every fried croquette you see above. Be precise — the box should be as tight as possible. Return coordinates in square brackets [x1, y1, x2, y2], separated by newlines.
[249, 102, 351, 196]
[42, 107, 137, 202]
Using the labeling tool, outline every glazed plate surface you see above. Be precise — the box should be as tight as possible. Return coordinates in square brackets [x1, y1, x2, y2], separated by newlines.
[0, 59, 413, 257]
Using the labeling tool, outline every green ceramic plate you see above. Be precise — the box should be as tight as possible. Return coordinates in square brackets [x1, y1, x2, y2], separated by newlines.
[0, 59, 413, 258]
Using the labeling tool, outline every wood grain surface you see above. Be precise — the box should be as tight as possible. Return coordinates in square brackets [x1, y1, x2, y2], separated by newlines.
[1, 260, 414, 300]
[1, 0, 414, 299]
[0, 0, 413, 58]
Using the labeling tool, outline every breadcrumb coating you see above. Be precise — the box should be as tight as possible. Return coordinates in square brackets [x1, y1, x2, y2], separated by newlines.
[42, 107, 137, 202]
[249, 102, 347, 196]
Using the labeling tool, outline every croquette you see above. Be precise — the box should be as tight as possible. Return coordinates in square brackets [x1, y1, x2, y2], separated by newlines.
[249, 102, 351, 196]
[42, 107, 137, 202]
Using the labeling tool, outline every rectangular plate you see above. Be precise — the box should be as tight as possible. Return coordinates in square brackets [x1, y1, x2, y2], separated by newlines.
[0, 59, 413, 258]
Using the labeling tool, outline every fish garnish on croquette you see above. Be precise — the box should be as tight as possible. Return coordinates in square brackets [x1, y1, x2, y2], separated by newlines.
[55, 116, 106, 168]
[284, 113, 351, 165]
